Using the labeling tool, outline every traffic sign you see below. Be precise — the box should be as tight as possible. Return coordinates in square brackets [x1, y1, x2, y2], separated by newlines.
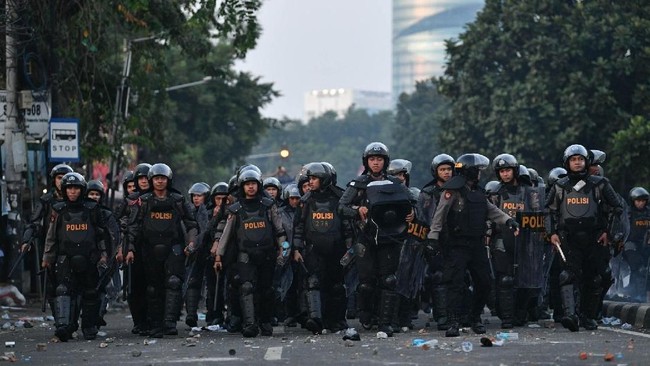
[0, 90, 51, 142]
[49, 118, 80, 162]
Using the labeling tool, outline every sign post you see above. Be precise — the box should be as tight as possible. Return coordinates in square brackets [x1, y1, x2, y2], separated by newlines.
[49, 118, 80, 162]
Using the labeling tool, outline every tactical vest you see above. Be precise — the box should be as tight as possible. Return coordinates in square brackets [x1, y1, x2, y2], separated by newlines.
[559, 184, 599, 230]
[629, 207, 650, 243]
[305, 196, 342, 247]
[498, 186, 526, 218]
[60, 208, 98, 272]
[447, 188, 488, 238]
[236, 203, 274, 251]
[142, 196, 182, 246]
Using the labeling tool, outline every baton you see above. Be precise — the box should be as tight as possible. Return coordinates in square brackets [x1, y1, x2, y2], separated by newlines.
[212, 271, 220, 312]
[552, 242, 567, 263]
[485, 246, 496, 280]
[41, 269, 48, 313]
[7, 250, 27, 279]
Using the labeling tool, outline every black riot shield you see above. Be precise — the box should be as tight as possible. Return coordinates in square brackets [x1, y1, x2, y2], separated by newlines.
[514, 211, 546, 289]
[395, 220, 429, 299]
[365, 180, 412, 241]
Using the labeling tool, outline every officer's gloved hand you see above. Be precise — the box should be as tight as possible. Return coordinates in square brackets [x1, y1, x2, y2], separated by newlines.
[98, 256, 108, 270]
[424, 239, 440, 255]
[506, 219, 519, 232]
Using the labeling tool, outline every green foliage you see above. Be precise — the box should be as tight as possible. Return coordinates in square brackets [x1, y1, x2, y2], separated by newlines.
[250, 109, 394, 186]
[609, 116, 650, 191]
[436, 0, 650, 187]
[22, 0, 265, 179]
[393, 80, 448, 188]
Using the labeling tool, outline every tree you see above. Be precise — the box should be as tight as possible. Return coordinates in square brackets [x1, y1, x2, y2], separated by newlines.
[392, 80, 448, 188]
[16, 0, 265, 169]
[609, 116, 650, 192]
[249, 108, 394, 187]
[436, 0, 650, 187]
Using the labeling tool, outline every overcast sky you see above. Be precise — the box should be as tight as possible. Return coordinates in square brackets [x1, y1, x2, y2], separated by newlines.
[235, 1, 392, 121]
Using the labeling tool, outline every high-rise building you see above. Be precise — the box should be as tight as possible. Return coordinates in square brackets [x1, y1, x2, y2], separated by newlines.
[392, 0, 483, 104]
[303, 88, 392, 122]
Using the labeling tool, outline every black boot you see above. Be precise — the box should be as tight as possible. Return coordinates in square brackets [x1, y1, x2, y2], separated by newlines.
[305, 290, 323, 334]
[164, 288, 183, 336]
[560, 284, 579, 332]
[185, 288, 200, 327]
[240, 292, 259, 338]
[445, 313, 460, 337]
[432, 286, 449, 330]
[580, 286, 601, 331]
[54, 295, 72, 342]
[497, 280, 515, 329]
[377, 290, 400, 337]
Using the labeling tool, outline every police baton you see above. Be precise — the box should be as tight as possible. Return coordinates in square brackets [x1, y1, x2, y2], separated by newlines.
[212, 271, 220, 312]
[40, 269, 48, 313]
[7, 249, 28, 279]
[552, 241, 567, 263]
[485, 245, 496, 280]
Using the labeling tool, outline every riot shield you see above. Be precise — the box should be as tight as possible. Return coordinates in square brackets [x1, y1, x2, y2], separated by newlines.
[514, 210, 546, 289]
[395, 222, 429, 299]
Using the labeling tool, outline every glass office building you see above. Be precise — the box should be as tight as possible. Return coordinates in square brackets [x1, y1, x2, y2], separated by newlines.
[392, 0, 483, 103]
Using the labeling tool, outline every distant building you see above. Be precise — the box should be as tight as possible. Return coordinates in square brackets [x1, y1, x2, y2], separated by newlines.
[392, 0, 484, 104]
[303, 88, 392, 122]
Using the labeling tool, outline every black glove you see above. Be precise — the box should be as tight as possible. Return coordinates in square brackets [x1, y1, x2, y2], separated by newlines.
[506, 219, 519, 232]
[424, 239, 440, 255]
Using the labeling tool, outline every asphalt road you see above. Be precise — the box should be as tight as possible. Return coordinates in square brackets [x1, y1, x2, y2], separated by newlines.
[0, 301, 648, 365]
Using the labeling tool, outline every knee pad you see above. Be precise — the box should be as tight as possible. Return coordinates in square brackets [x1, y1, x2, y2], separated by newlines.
[240, 282, 254, 296]
[146, 285, 157, 298]
[499, 275, 514, 288]
[430, 270, 444, 285]
[558, 270, 573, 286]
[307, 275, 319, 290]
[55, 284, 69, 297]
[380, 274, 397, 290]
[166, 275, 182, 290]
[358, 283, 374, 297]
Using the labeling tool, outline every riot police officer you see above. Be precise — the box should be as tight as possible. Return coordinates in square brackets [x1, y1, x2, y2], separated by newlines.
[624, 187, 650, 302]
[418, 154, 455, 330]
[20, 164, 73, 315]
[204, 182, 230, 326]
[126, 163, 198, 338]
[43, 173, 108, 341]
[263, 177, 283, 205]
[339, 142, 414, 336]
[86, 180, 121, 328]
[293, 162, 352, 334]
[118, 163, 151, 335]
[546, 144, 623, 331]
[213, 169, 288, 338]
[428, 153, 519, 337]
[184, 182, 211, 327]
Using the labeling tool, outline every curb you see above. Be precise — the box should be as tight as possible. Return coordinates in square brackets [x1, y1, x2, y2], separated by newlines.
[603, 300, 650, 329]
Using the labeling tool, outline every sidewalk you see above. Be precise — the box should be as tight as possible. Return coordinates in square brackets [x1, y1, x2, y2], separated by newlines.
[602, 300, 650, 329]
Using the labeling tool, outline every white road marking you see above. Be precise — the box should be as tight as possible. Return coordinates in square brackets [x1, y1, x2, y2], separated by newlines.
[166, 357, 241, 363]
[600, 326, 650, 339]
[264, 346, 283, 361]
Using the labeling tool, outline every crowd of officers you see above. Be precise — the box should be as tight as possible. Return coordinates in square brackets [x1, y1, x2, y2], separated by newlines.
[17, 141, 650, 342]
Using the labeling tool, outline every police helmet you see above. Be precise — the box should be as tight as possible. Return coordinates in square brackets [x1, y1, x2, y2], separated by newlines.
[238, 169, 262, 186]
[547, 167, 567, 186]
[629, 187, 649, 202]
[362, 142, 390, 172]
[455, 153, 489, 180]
[263, 177, 282, 191]
[148, 163, 173, 187]
[562, 144, 589, 169]
[87, 179, 105, 198]
[296, 164, 310, 194]
[387, 159, 412, 176]
[238, 164, 262, 178]
[134, 163, 152, 180]
[282, 183, 301, 200]
[527, 168, 540, 185]
[518, 165, 532, 186]
[431, 154, 455, 180]
[211, 182, 229, 196]
[61, 172, 87, 200]
[493, 154, 519, 178]
[50, 164, 73, 179]
[321, 162, 337, 186]
[306, 162, 332, 189]
[589, 149, 606, 166]
[188, 182, 211, 197]
[485, 180, 500, 195]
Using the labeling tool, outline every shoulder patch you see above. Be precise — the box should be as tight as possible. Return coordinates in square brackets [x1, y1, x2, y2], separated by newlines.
[444, 191, 452, 200]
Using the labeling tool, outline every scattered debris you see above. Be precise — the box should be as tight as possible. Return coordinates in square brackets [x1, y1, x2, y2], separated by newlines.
[342, 328, 360, 341]
[143, 339, 157, 345]
[372, 347, 378, 355]
[604, 352, 614, 361]
[36, 343, 47, 352]
[496, 332, 519, 340]
[579, 351, 588, 360]
[131, 350, 142, 357]
[461, 341, 473, 353]
[0, 352, 16, 362]
[228, 349, 236, 356]
[376, 332, 388, 339]
[480, 337, 504, 347]
[344, 340, 354, 347]
[621, 323, 633, 330]
[601, 317, 621, 326]
[99, 342, 109, 348]
[3, 342, 14, 348]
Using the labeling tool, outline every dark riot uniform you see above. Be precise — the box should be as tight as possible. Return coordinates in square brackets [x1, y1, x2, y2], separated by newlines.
[293, 184, 352, 334]
[339, 173, 412, 336]
[184, 196, 210, 327]
[624, 201, 650, 300]
[128, 188, 198, 337]
[428, 154, 517, 337]
[44, 196, 108, 341]
[546, 159, 622, 331]
[216, 181, 287, 338]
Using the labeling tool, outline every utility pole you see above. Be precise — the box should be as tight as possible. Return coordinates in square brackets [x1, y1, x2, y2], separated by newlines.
[5, 0, 28, 283]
